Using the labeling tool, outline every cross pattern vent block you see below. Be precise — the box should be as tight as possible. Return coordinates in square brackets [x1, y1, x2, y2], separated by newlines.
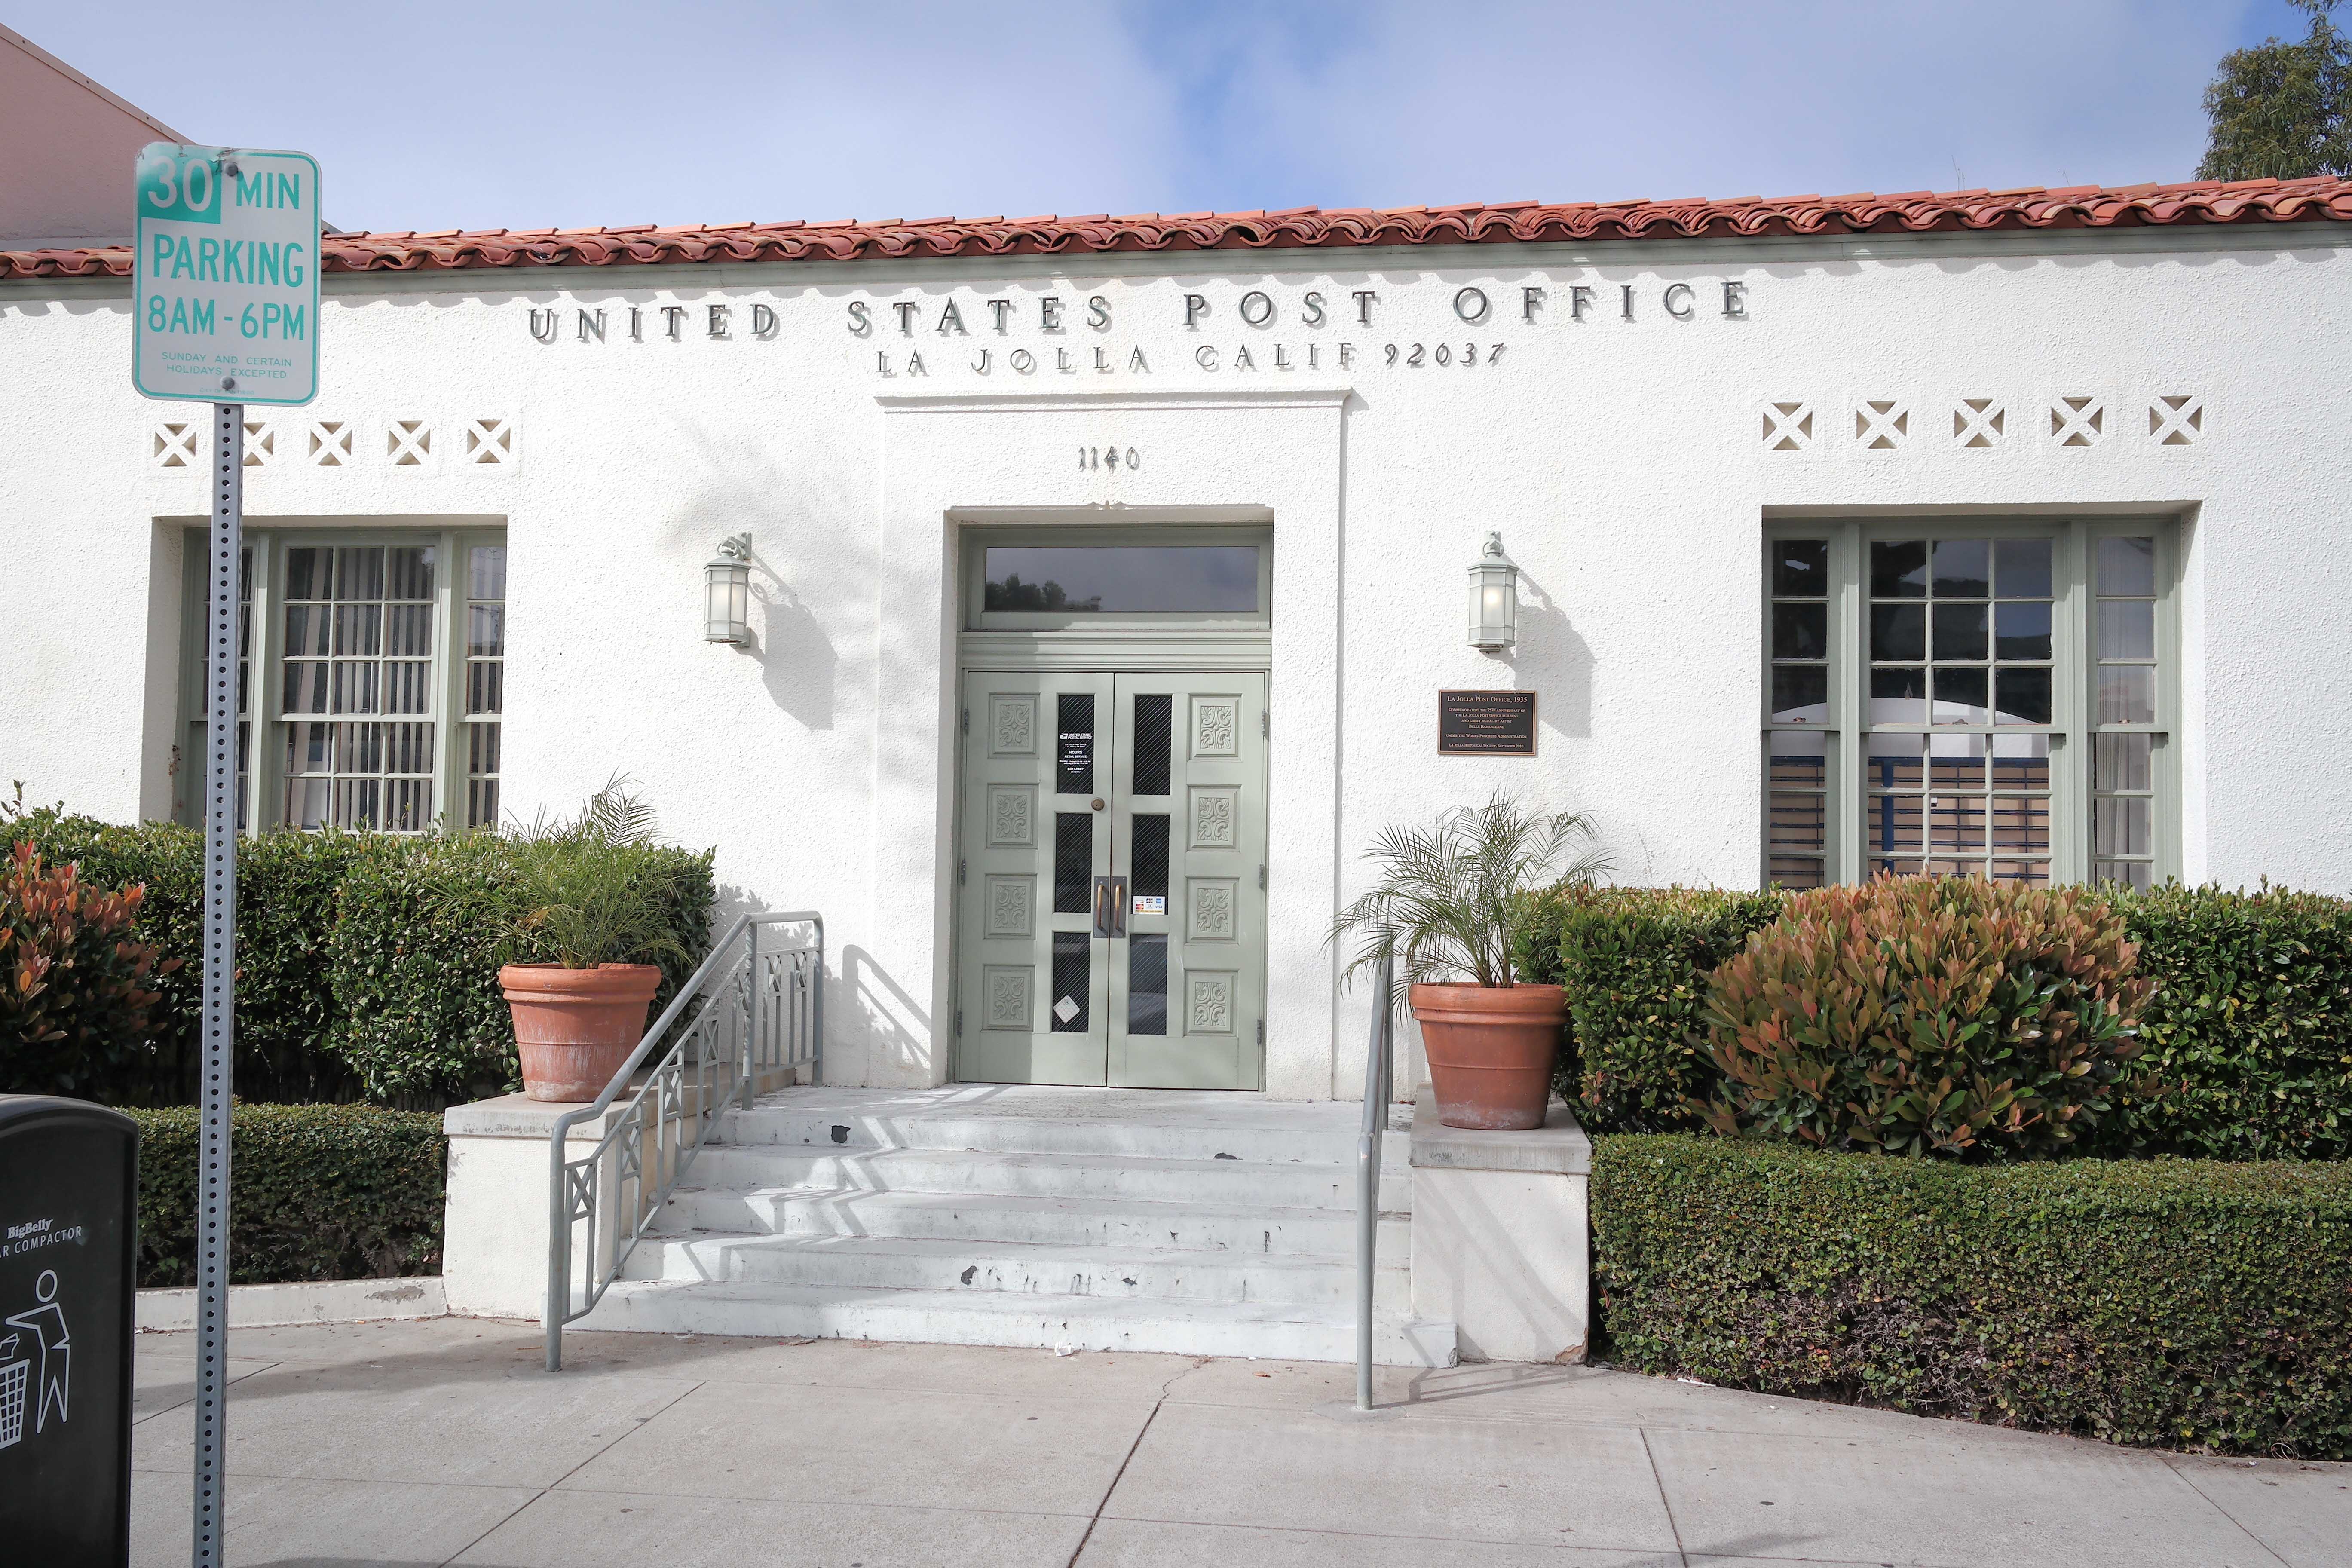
[1762, 400, 1815, 452]
[152, 421, 199, 468]
[240, 420, 276, 467]
[1953, 398, 2006, 449]
[2051, 396, 2105, 447]
[1855, 400, 1909, 450]
[463, 418, 514, 465]
[386, 420, 432, 466]
[2150, 395, 2204, 446]
[308, 420, 352, 466]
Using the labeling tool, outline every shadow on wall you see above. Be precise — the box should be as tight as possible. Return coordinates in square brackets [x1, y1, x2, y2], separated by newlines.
[1512, 567, 1592, 741]
[659, 423, 842, 732]
[746, 551, 839, 732]
[839, 944, 933, 1087]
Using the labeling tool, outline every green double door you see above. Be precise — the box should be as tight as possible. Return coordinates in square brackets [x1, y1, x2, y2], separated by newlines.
[956, 670, 1268, 1088]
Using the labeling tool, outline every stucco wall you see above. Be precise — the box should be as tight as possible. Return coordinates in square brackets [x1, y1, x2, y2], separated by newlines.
[4, 229, 2347, 1097]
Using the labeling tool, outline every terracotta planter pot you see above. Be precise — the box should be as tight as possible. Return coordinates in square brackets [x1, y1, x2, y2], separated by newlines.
[500, 963, 664, 1103]
[1409, 982, 1568, 1131]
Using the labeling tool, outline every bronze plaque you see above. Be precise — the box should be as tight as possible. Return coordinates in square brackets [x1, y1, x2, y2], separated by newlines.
[1438, 689, 1537, 756]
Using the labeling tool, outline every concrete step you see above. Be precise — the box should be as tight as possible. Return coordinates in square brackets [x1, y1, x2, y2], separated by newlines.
[664, 1184, 1413, 1259]
[576, 1277, 1456, 1366]
[723, 1099, 1410, 1170]
[620, 1231, 1413, 1311]
[679, 1145, 1414, 1213]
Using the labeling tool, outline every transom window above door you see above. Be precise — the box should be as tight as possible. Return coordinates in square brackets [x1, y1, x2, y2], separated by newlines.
[966, 530, 1271, 631]
[1764, 519, 2175, 891]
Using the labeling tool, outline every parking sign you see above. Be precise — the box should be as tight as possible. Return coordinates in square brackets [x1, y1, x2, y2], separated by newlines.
[133, 143, 321, 405]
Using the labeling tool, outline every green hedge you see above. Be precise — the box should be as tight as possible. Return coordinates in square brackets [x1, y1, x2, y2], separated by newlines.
[10, 808, 714, 1109]
[1516, 881, 2352, 1158]
[1592, 1134, 2352, 1457]
[1513, 885, 1785, 1131]
[2107, 884, 2352, 1162]
[131, 1104, 447, 1287]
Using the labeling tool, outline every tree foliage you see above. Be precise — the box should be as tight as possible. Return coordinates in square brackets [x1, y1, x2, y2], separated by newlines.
[2199, 0, 2351, 181]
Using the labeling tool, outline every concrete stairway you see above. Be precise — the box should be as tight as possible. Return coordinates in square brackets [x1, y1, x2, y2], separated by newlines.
[578, 1085, 1455, 1366]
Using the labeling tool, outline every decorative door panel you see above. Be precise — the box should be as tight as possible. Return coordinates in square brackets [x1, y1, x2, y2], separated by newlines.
[1107, 672, 1268, 1090]
[956, 671, 1112, 1085]
[959, 669, 1268, 1090]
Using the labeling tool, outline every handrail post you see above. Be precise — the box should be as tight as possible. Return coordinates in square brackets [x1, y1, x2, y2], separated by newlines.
[743, 921, 761, 1109]
[812, 917, 826, 1084]
[1356, 951, 1394, 1411]
[545, 1110, 575, 1372]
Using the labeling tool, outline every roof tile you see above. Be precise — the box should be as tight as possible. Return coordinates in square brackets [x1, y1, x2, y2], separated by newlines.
[8, 178, 2350, 281]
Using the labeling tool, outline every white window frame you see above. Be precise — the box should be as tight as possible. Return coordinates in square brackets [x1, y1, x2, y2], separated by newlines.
[1761, 516, 2179, 888]
[176, 525, 507, 833]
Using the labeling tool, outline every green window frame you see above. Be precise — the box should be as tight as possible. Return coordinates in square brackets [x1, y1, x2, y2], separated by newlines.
[1762, 518, 2178, 890]
[175, 527, 507, 834]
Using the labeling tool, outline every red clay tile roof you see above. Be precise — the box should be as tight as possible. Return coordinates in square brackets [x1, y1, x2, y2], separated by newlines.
[11, 177, 2351, 279]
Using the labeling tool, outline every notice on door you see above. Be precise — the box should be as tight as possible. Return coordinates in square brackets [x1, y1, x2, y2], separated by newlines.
[1437, 689, 1537, 756]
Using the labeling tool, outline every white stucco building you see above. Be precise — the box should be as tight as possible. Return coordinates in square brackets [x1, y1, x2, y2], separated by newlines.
[7, 178, 2352, 1107]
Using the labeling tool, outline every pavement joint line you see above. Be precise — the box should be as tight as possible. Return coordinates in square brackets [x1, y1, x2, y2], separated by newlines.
[1641, 1426, 1694, 1568]
[1090, 1512, 1694, 1556]
[1064, 1359, 1200, 1568]
[2154, 1455, 2300, 1568]
[435, 1374, 709, 1568]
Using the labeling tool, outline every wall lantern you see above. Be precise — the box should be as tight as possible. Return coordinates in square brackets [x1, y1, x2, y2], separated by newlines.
[1467, 531, 1519, 651]
[704, 532, 753, 645]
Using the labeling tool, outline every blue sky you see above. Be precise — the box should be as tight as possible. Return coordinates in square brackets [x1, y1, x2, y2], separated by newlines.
[4, 1, 2321, 234]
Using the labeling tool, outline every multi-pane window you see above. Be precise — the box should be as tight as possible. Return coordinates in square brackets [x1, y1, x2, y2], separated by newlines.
[1763, 521, 2172, 889]
[177, 547, 254, 827]
[178, 529, 507, 835]
[1765, 540, 1831, 888]
[465, 545, 507, 828]
[281, 545, 438, 831]
[2092, 537, 2160, 888]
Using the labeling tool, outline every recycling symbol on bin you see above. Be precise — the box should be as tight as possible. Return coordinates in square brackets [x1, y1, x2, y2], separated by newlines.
[0, 1270, 71, 1451]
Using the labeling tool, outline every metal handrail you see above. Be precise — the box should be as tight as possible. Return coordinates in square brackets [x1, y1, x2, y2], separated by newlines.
[1355, 951, 1395, 1410]
[544, 911, 824, 1371]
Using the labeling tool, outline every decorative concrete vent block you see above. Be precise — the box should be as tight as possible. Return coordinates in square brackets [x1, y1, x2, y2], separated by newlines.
[1854, 399, 1910, 452]
[307, 420, 352, 466]
[1953, 398, 2007, 449]
[240, 419, 277, 467]
[463, 417, 516, 465]
[2050, 395, 2106, 448]
[385, 419, 434, 467]
[152, 420, 200, 468]
[2150, 394, 2205, 446]
[1761, 399, 1815, 453]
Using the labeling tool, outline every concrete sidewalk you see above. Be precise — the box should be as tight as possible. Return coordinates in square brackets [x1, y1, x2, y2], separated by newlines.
[129, 1318, 2348, 1568]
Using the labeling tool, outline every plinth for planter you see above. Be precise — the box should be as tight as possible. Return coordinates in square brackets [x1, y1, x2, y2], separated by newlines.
[500, 963, 663, 1102]
[1409, 982, 1568, 1131]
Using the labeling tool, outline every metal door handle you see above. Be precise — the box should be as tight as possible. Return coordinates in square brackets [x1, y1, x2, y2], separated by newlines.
[1093, 876, 1128, 937]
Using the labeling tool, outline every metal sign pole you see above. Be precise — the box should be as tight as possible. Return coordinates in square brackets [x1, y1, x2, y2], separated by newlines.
[193, 400, 242, 1568]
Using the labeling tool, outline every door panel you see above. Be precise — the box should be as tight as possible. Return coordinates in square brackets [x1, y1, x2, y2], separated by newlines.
[1109, 672, 1268, 1089]
[958, 671, 1112, 1085]
[958, 669, 1266, 1089]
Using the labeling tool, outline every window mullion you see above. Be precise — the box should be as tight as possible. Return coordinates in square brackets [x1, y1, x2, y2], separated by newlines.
[436, 528, 466, 830]
[2054, 522, 2089, 884]
[248, 532, 284, 834]
[1831, 523, 1864, 884]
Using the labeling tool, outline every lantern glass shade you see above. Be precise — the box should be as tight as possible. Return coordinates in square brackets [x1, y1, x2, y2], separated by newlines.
[1467, 534, 1519, 650]
[704, 556, 750, 644]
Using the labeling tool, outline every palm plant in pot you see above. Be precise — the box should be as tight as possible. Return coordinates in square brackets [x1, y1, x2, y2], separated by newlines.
[446, 779, 693, 1102]
[1328, 791, 1609, 1130]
